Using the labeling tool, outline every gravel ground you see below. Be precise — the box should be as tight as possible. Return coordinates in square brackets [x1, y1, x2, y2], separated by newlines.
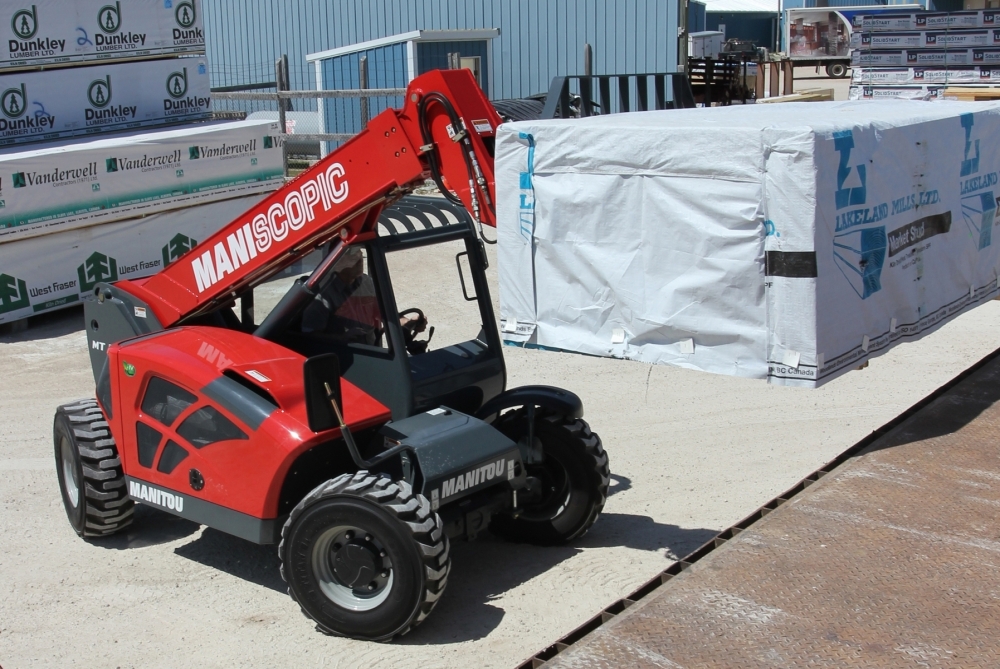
[2, 237, 997, 669]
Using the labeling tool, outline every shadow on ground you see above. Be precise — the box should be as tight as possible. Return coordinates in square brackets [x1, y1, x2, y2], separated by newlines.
[154, 506, 716, 645]
[0, 305, 84, 342]
[88, 505, 200, 549]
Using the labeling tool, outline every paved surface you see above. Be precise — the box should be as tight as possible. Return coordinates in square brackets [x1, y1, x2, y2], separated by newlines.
[3, 234, 999, 668]
[542, 350, 1000, 668]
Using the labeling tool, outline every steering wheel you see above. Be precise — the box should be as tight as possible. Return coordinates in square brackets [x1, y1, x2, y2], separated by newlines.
[399, 308, 433, 354]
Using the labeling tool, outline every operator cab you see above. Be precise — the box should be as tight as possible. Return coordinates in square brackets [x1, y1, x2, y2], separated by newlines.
[236, 196, 506, 421]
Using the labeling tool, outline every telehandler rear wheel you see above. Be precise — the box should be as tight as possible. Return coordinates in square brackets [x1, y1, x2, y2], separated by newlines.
[490, 410, 610, 545]
[53, 399, 134, 537]
[280, 472, 450, 640]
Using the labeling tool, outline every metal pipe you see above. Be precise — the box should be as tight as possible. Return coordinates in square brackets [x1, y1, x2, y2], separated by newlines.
[359, 56, 369, 128]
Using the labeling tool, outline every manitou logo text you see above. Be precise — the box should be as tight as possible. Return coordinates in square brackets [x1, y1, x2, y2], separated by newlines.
[439, 459, 512, 500]
[190, 163, 349, 292]
[129, 481, 184, 512]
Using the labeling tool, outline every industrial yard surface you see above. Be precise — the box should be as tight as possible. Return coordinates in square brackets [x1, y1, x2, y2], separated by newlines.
[540, 346, 1000, 668]
[3, 240, 998, 668]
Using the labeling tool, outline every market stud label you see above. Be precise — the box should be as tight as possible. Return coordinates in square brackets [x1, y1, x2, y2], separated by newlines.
[162, 233, 197, 267]
[77, 251, 118, 291]
[122, 361, 135, 377]
[0, 272, 29, 314]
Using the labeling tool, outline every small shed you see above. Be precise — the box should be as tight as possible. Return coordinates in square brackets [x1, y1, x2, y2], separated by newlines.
[306, 29, 499, 151]
[702, 0, 779, 52]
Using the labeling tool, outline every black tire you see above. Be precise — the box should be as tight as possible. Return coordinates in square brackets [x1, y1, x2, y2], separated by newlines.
[826, 62, 848, 78]
[490, 410, 609, 545]
[279, 472, 450, 640]
[53, 399, 134, 538]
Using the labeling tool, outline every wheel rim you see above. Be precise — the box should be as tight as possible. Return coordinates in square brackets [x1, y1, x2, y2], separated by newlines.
[310, 524, 394, 611]
[521, 451, 581, 526]
[60, 436, 79, 509]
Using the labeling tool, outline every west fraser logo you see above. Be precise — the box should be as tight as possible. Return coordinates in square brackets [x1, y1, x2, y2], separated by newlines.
[77, 251, 117, 291]
[190, 164, 349, 292]
[833, 129, 866, 210]
[0, 272, 29, 314]
[439, 459, 511, 500]
[11, 5, 36, 38]
[162, 232, 197, 266]
[128, 481, 184, 512]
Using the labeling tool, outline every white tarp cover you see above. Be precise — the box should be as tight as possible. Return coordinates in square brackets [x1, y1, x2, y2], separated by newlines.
[0, 194, 267, 323]
[0, 119, 284, 243]
[496, 100, 1000, 387]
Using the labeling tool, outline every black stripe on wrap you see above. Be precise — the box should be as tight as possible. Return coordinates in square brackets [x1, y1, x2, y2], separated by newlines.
[766, 251, 818, 278]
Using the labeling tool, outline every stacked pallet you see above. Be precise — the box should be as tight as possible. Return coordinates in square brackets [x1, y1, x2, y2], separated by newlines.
[849, 10, 1000, 100]
[0, 1, 285, 324]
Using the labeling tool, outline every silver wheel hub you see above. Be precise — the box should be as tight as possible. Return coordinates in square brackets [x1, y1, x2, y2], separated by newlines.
[311, 525, 393, 611]
[60, 437, 79, 509]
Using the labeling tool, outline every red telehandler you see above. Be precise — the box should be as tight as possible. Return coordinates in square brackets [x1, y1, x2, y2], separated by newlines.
[52, 69, 609, 640]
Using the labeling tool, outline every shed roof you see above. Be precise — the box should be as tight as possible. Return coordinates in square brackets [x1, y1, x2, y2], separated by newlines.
[702, 0, 778, 13]
[306, 29, 500, 62]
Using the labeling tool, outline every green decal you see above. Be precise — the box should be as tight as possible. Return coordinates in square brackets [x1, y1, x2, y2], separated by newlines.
[251, 157, 257, 166]
[12, 172, 25, 188]
[262, 136, 273, 149]
[122, 361, 135, 377]
[162, 232, 197, 267]
[98, 1, 120, 34]
[175, 0, 195, 28]
[77, 251, 118, 291]
[188, 146, 199, 160]
[166, 68, 187, 99]
[1, 84, 26, 119]
[92, 183, 100, 191]
[105, 157, 118, 172]
[0, 272, 30, 314]
[88, 75, 112, 108]
[175, 169, 183, 177]
[11, 6, 38, 39]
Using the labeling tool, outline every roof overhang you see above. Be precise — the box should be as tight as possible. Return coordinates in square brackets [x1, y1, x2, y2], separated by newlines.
[307, 29, 500, 62]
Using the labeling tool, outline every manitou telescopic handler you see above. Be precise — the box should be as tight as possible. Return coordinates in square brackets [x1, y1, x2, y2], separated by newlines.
[53, 69, 609, 640]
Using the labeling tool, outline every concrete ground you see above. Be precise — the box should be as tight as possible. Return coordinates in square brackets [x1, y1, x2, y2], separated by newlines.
[2, 237, 998, 669]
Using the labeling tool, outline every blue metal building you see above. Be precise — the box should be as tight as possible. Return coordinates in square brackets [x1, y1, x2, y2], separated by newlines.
[204, 0, 680, 102]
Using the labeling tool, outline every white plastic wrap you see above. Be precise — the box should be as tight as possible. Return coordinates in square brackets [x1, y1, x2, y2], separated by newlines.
[496, 100, 1000, 387]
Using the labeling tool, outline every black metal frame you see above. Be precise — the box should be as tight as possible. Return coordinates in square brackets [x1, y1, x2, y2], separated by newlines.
[540, 72, 696, 119]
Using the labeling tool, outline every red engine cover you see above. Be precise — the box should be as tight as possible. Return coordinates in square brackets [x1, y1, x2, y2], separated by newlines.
[106, 326, 390, 519]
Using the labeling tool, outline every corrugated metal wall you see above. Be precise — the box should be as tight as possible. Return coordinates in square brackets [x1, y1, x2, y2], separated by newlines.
[204, 0, 678, 102]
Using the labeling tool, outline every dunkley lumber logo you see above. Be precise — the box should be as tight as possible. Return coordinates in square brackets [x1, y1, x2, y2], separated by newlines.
[162, 232, 197, 266]
[11, 5, 36, 38]
[166, 68, 187, 99]
[1, 83, 25, 118]
[85, 74, 137, 125]
[0, 82, 54, 134]
[97, 2, 121, 34]
[0, 272, 29, 314]
[163, 68, 208, 115]
[77, 251, 118, 291]
[8, 5, 64, 57]
[172, 0, 202, 44]
[94, 2, 148, 51]
[88, 76, 111, 108]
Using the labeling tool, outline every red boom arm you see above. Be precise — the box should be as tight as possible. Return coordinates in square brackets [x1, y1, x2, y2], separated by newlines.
[121, 69, 500, 327]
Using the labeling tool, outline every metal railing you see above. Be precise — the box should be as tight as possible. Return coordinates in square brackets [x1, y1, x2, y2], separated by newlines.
[212, 87, 406, 174]
[541, 73, 696, 119]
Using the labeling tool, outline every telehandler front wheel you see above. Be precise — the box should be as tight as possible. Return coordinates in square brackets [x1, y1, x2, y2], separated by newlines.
[279, 472, 450, 640]
[490, 410, 610, 545]
[53, 399, 134, 537]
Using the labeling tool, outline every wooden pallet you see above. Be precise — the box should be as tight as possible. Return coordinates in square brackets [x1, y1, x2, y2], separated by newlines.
[944, 87, 1000, 101]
